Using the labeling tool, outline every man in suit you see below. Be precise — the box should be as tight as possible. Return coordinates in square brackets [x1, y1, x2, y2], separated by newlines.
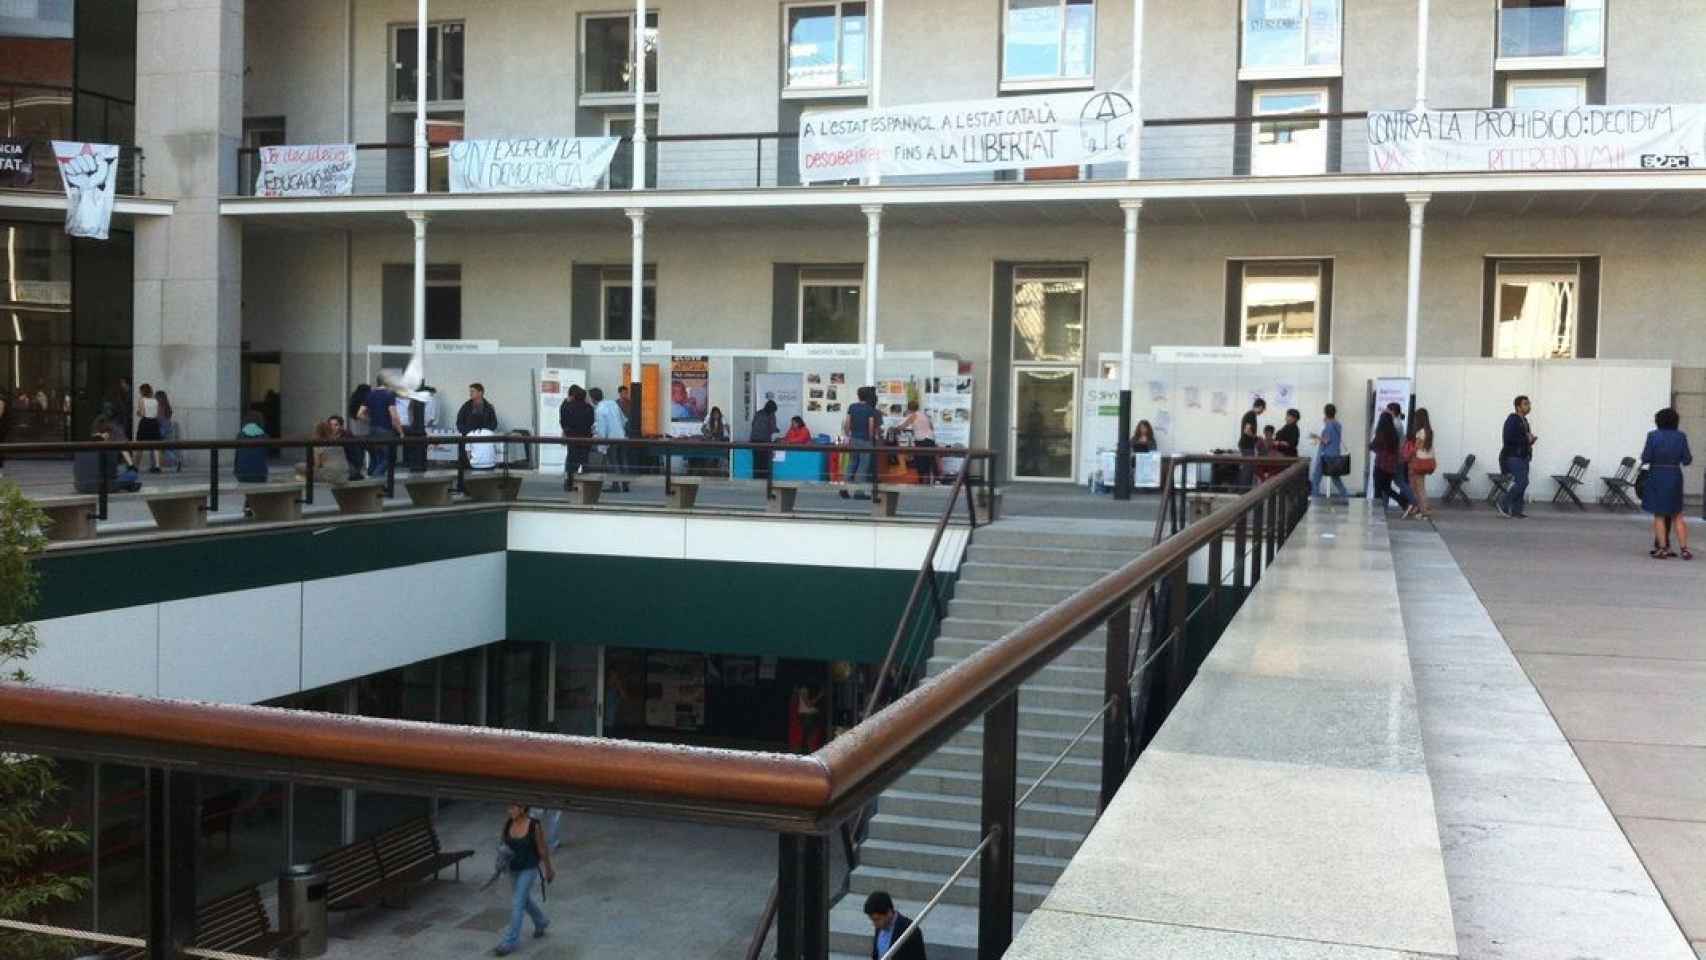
[864, 890, 926, 960]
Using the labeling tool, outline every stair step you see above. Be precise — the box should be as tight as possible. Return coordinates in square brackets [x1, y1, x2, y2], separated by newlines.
[860, 838, 1071, 886]
[954, 580, 1090, 604]
[829, 898, 1013, 960]
[927, 656, 1106, 691]
[945, 598, 1059, 624]
[934, 637, 1106, 669]
[965, 544, 1137, 568]
[973, 525, 1149, 551]
[920, 744, 1103, 783]
[938, 615, 1110, 642]
[874, 790, 1097, 834]
[959, 561, 1110, 587]
[948, 721, 1105, 759]
[847, 864, 1054, 913]
[894, 767, 1102, 809]
[867, 813, 1087, 860]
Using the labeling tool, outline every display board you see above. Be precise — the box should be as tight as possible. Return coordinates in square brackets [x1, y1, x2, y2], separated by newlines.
[753, 372, 806, 437]
[534, 367, 587, 470]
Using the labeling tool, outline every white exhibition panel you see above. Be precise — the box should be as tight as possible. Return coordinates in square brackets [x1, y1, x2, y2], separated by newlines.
[509, 508, 962, 573]
[300, 552, 506, 691]
[30, 606, 159, 697]
[159, 584, 304, 704]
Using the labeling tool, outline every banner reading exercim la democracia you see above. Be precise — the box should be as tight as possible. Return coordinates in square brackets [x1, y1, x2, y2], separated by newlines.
[255, 143, 356, 197]
[799, 90, 1135, 183]
[448, 137, 620, 192]
[52, 140, 120, 240]
[1366, 104, 1706, 173]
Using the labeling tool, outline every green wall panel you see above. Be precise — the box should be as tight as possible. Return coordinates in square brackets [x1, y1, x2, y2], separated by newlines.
[31, 509, 508, 620]
[507, 552, 925, 663]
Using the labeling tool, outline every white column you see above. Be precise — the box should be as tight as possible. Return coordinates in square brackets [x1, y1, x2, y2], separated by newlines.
[868, 0, 883, 185]
[1404, 193, 1429, 384]
[632, 0, 647, 190]
[413, 0, 428, 194]
[408, 211, 429, 379]
[1118, 200, 1142, 390]
[1127, 0, 1144, 178]
[1414, 0, 1430, 111]
[862, 205, 883, 386]
[627, 208, 646, 376]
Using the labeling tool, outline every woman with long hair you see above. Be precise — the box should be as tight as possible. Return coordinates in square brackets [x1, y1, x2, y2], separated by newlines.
[1404, 408, 1437, 519]
[1641, 407, 1693, 559]
[1131, 419, 1157, 453]
[1368, 411, 1413, 513]
[154, 390, 183, 472]
[700, 405, 729, 441]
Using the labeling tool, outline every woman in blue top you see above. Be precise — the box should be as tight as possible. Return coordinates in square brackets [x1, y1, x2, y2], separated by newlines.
[494, 803, 554, 955]
[1641, 407, 1693, 560]
[1308, 403, 1348, 500]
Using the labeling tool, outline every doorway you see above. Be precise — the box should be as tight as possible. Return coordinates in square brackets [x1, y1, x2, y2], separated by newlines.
[1006, 266, 1086, 482]
[241, 352, 282, 439]
[1011, 368, 1078, 480]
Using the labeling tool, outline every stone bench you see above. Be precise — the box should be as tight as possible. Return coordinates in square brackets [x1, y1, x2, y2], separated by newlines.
[402, 472, 458, 507]
[329, 479, 386, 515]
[767, 481, 802, 514]
[665, 476, 701, 509]
[568, 473, 605, 505]
[870, 487, 902, 518]
[239, 481, 305, 523]
[32, 495, 99, 542]
[462, 472, 522, 502]
[144, 488, 210, 531]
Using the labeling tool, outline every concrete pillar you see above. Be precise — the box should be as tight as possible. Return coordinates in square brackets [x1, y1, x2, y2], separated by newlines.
[862, 205, 882, 386]
[1404, 193, 1429, 385]
[414, 0, 428, 194]
[1127, 0, 1143, 178]
[134, 0, 245, 446]
[632, 0, 647, 190]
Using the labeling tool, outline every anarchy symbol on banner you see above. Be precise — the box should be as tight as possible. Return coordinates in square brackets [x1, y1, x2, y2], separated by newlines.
[1080, 91, 1135, 155]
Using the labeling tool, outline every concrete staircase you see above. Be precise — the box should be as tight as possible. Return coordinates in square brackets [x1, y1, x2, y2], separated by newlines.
[827, 519, 1149, 960]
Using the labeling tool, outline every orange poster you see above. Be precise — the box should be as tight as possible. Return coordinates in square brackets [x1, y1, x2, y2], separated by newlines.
[621, 362, 663, 437]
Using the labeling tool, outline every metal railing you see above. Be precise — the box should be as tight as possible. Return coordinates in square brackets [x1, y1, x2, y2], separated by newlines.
[0, 139, 146, 197]
[0, 453, 1309, 960]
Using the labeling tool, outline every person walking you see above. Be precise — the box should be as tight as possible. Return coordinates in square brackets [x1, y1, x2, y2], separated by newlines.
[864, 891, 926, 960]
[154, 390, 183, 472]
[1641, 407, 1693, 560]
[136, 383, 163, 473]
[558, 384, 595, 491]
[1498, 395, 1536, 519]
[360, 377, 403, 480]
[749, 399, 779, 480]
[592, 387, 629, 492]
[1368, 411, 1412, 514]
[492, 803, 553, 956]
[1404, 408, 1438, 519]
[1308, 403, 1348, 500]
[840, 386, 881, 499]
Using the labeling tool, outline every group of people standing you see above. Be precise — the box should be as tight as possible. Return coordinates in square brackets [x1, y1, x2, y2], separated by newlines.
[557, 383, 636, 493]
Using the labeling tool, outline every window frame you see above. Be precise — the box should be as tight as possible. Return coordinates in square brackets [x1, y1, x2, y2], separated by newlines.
[1494, 0, 1606, 72]
[1231, 257, 1332, 356]
[1238, 0, 1344, 81]
[599, 267, 658, 341]
[242, 116, 287, 151]
[1487, 258, 1584, 359]
[580, 10, 661, 108]
[781, 1, 871, 99]
[1503, 75, 1589, 108]
[1249, 85, 1330, 176]
[999, 0, 1097, 93]
[388, 21, 466, 112]
[603, 112, 660, 190]
[1010, 265, 1088, 365]
[797, 268, 865, 343]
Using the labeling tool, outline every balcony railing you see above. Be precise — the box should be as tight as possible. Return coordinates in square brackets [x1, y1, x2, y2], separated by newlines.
[1, 139, 146, 197]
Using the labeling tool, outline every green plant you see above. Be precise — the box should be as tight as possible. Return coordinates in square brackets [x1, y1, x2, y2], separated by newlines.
[0, 480, 89, 960]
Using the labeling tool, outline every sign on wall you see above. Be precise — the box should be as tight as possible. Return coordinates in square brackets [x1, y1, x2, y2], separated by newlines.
[0, 137, 33, 187]
[52, 141, 119, 240]
[1367, 105, 1706, 173]
[448, 137, 620, 192]
[799, 89, 1135, 182]
[255, 143, 356, 197]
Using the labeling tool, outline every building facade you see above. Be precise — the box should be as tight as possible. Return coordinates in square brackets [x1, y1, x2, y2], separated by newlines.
[3, 0, 1704, 489]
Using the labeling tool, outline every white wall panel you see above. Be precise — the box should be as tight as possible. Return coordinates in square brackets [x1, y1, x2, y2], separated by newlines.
[159, 584, 304, 704]
[507, 511, 688, 558]
[685, 515, 877, 568]
[30, 607, 160, 696]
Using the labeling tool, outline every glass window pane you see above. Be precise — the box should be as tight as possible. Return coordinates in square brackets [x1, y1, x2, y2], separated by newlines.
[585, 15, 631, 94]
[1499, 0, 1600, 59]
[1251, 89, 1326, 175]
[1012, 270, 1085, 363]
[441, 23, 464, 100]
[1004, 0, 1062, 80]
[840, 3, 868, 85]
[1305, 0, 1341, 65]
[1494, 264, 1577, 359]
[1062, 0, 1094, 78]
[605, 284, 657, 340]
[787, 5, 837, 88]
[1242, 262, 1320, 355]
[644, 13, 659, 94]
[393, 26, 417, 101]
[801, 283, 861, 343]
[0, 0, 74, 38]
[1506, 81, 1584, 109]
[1014, 368, 1076, 479]
[1565, 0, 1603, 56]
[424, 25, 440, 102]
[1243, 0, 1307, 68]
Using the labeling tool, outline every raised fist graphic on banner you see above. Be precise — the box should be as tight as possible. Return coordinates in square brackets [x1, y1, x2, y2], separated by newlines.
[52, 141, 120, 240]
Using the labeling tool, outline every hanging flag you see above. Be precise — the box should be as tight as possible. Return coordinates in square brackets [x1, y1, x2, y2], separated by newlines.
[0, 137, 33, 187]
[52, 141, 120, 239]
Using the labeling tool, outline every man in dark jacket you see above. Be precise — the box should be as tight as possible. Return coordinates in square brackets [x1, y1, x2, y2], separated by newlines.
[558, 384, 595, 490]
[456, 382, 499, 435]
[864, 891, 925, 960]
[1498, 394, 1536, 519]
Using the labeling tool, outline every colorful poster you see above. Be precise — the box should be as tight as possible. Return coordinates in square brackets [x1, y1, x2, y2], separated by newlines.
[448, 137, 620, 192]
[1366, 105, 1706, 173]
[255, 143, 356, 197]
[923, 376, 974, 448]
[800, 89, 1135, 182]
[621, 362, 664, 437]
[670, 355, 709, 436]
[877, 378, 910, 431]
[0, 137, 33, 187]
[51, 141, 119, 239]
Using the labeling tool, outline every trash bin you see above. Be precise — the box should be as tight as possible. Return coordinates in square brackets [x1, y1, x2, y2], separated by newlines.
[277, 864, 328, 959]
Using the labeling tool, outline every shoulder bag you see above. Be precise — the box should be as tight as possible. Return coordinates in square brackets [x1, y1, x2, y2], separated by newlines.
[1323, 454, 1352, 477]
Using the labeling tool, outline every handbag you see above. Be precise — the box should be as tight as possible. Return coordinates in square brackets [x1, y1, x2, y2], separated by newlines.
[1323, 454, 1351, 477]
[1412, 457, 1437, 476]
[1635, 465, 1650, 501]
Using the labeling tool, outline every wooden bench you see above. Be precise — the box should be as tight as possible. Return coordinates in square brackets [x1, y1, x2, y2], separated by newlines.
[330, 479, 386, 515]
[144, 488, 209, 531]
[403, 472, 458, 507]
[666, 476, 701, 508]
[31, 494, 98, 541]
[569, 473, 606, 505]
[767, 481, 802, 514]
[102, 885, 301, 960]
[313, 815, 474, 912]
[239, 480, 304, 523]
[463, 472, 522, 502]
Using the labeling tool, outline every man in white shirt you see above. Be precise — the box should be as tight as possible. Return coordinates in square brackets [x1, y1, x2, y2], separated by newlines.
[592, 387, 629, 492]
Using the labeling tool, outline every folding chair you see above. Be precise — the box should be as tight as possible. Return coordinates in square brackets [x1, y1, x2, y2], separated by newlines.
[1441, 453, 1476, 507]
[1599, 456, 1638, 511]
[1549, 455, 1590, 510]
[1485, 470, 1512, 507]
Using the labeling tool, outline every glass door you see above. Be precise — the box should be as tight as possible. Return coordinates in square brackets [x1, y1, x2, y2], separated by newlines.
[1011, 368, 1078, 480]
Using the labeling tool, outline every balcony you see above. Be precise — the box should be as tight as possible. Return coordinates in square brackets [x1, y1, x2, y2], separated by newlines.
[0, 138, 147, 197]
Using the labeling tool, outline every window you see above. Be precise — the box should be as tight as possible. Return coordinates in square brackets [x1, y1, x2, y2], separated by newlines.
[385, 111, 462, 192]
[799, 269, 862, 343]
[605, 114, 658, 190]
[1239, 261, 1323, 356]
[1012, 267, 1085, 363]
[0, 1, 74, 39]
[390, 21, 464, 106]
[1491, 260, 1579, 359]
[1002, 0, 1094, 88]
[1504, 77, 1587, 109]
[1250, 87, 1328, 175]
[602, 267, 657, 340]
[381, 264, 460, 344]
[583, 11, 659, 101]
[243, 116, 286, 150]
[785, 2, 868, 92]
[1497, 0, 1603, 66]
[1241, 0, 1342, 78]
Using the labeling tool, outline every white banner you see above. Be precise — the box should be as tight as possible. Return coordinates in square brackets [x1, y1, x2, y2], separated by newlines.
[51, 141, 119, 239]
[799, 90, 1135, 182]
[1367, 104, 1706, 173]
[255, 143, 356, 197]
[448, 137, 619, 193]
